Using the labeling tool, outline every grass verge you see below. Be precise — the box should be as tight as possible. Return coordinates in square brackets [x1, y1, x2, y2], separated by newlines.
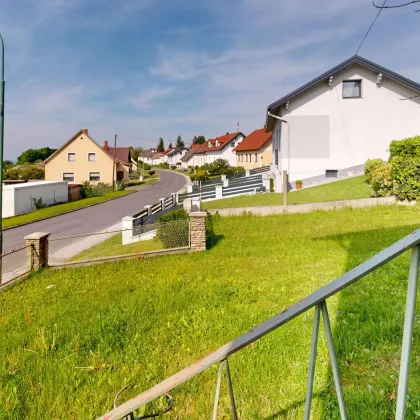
[128, 172, 160, 187]
[3, 190, 134, 229]
[204, 175, 372, 209]
[1, 206, 420, 418]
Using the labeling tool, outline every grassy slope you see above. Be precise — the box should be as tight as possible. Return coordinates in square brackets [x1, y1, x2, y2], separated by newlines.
[1, 206, 420, 418]
[204, 175, 372, 210]
[3, 190, 134, 229]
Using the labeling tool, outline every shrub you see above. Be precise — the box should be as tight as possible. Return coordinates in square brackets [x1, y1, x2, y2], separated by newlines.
[270, 178, 274, 192]
[176, 162, 181, 166]
[3, 164, 44, 180]
[390, 136, 420, 201]
[371, 162, 393, 197]
[158, 208, 188, 223]
[148, 170, 155, 176]
[171, 165, 177, 170]
[157, 209, 189, 248]
[365, 158, 385, 184]
[80, 181, 112, 198]
[189, 171, 207, 182]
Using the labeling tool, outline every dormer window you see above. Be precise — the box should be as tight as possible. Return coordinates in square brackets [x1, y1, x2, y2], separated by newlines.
[208, 141, 212, 148]
[215, 140, 219, 146]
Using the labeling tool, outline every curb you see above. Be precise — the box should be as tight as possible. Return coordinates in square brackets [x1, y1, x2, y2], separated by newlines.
[154, 169, 190, 194]
[3, 190, 137, 232]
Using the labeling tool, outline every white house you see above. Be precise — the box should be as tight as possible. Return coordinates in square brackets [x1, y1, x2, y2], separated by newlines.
[166, 147, 189, 166]
[266, 55, 420, 191]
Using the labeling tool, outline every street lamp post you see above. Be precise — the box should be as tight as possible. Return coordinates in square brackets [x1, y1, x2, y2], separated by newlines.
[0, 34, 5, 255]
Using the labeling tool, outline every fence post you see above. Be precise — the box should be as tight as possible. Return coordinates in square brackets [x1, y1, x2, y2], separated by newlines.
[187, 185, 194, 193]
[222, 179, 229, 187]
[189, 211, 207, 252]
[159, 198, 166, 210]
[144, 205, 153, 216]
[172, 193, 179, 205]
[262, 174, 270, 192]
[215, 185, 223, 199]
[122, 216, 134, 245]
[282, 170, 288, 209]
[221, 174, 227, 182]
[245, 169, 250, 177]
[24, 232, 50, 270]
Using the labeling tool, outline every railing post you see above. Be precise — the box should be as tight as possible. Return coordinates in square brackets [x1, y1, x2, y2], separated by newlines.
[171, 193, 179, 205]
[321, 301, 347, 420]
[215, 185, 223, 199]
[212, 359, 238, 420]
[121, 216, 134, 245]
[144, 205, 152, 216]
[304, 304, 321, 420]
[396, 244, 420, 419]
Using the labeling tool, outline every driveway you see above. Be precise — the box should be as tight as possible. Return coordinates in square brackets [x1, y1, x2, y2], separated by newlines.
[3, 170, 187, 250]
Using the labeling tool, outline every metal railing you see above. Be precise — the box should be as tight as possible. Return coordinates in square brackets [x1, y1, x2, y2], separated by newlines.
[98, 228, 420, 420]
[250, 165, 270, 175]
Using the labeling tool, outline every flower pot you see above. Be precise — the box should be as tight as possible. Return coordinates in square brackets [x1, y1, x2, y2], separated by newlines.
[296, 184, 302, 189]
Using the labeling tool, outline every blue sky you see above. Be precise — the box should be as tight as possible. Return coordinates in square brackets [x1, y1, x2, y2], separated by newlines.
[1, 0, 420, 159]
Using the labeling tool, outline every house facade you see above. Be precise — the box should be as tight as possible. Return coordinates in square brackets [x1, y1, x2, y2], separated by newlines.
[234, 128, 272, 169]
[44, 129, 131, 185]
[266, 55, 420, 190]
[167, 147, 188, 166]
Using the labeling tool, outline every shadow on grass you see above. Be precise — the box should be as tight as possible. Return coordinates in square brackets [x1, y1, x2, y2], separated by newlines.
[313, 224, 420, 418]
[206, 214, 225, 250]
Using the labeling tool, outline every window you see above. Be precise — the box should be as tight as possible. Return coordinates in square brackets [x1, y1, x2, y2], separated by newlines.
[254, 153, 258, 163]
[245, 154, 248, 162]
[89, 172, 101, 182]
[88, 152, 96, 162]
[63, 172, 74, 182]
[326, 169, 338, 178]
[68, 152, 76, 162]
[342, 80, 361, 98]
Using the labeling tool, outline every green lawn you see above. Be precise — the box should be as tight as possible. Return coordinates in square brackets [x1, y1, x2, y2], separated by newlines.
[128, 172, 159, 187]
[204, 175, 372, 209]
[70, 233, 164, 261]
[2, 190, 134, 229]
[1, 206, 420, 419]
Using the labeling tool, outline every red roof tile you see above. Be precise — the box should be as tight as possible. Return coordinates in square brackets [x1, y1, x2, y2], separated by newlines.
[234, 128, 272, 152]
[106, 147, 131, 165]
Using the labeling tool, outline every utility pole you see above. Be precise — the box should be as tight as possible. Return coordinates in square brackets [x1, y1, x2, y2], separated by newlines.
[112, 134, 117, 191]
[0, 34, 5, 255]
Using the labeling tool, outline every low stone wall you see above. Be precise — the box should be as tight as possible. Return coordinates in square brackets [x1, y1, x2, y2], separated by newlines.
[207, 197, 398, 216]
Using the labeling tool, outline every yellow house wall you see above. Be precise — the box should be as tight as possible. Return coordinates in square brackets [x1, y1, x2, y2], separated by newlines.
[45, 132, 115, 184]
[236, 139, 272, 169]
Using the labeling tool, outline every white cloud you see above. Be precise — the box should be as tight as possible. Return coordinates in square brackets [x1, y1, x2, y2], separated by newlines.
[130, 86, 176, 109]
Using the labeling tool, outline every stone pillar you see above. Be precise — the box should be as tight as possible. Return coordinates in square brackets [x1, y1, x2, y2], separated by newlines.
[187, 185, 194, 193]
[24, 232, 50, 270]
[222, 179, 229, 187]
[245, 169, 251, 177]
[221, 174, 227, 182]
[215, 185, 223, 199]
[282, 170, 288, 208]
[189, 211, 207, 251]
[121, 216, 134, 245]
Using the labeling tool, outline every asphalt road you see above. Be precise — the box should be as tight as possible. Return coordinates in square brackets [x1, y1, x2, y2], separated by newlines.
[3, 170, 187, 250]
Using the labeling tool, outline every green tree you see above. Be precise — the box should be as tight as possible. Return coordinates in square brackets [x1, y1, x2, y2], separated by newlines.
[176, 135, 185, 148]
[130, 147, 143, 161]
[3, 164, 44, 180]
[192, 135, 205, 145]
[17, 147, 57, 164]
[168, 142, 173, 149]
[157, 138, 165, 153]
[3, 160, 13, 168]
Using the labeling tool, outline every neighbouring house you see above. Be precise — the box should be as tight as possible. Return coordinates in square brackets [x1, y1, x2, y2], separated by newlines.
[44, 129, 132, 185]
[167, 147, 189, 166]
[266, 55, 420, 191]
[234, 128, 272, 169]
[139, 150, 161, 166]
[180, 132, 245, 168]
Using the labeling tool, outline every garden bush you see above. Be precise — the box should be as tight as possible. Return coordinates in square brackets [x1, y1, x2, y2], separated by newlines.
[171, 165, 177, 170]
[80, 181, 112, 198]
[365, 158, 385, 184]
[370, 162, 393, 197]
[390, 136, 420, 201]
[189, 171, 208, 182]
[148, 170, 155, 176]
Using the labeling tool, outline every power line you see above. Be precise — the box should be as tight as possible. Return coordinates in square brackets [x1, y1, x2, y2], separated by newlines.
[355, 0, 388, 55]
[372, 0, 420, 9]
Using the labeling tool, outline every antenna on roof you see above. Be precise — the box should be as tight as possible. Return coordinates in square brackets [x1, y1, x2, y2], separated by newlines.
[237, 121, 239, 132]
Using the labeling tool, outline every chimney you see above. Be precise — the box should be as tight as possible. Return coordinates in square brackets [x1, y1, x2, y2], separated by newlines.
[104, 140, 109, 152]
[83, 128, 89, 135]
